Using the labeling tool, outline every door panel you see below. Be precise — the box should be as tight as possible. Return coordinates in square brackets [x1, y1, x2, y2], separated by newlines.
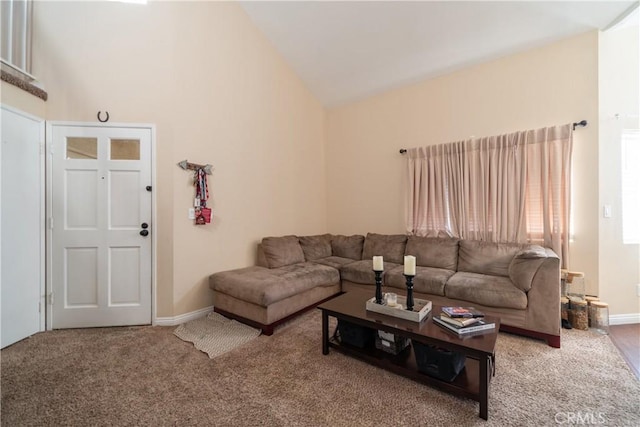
[66, 169, 98, 228]
[109, 247, 140, 305]
[109, 170, 140, 227]
[65, 247, 99, 307]
[50, 124, 152, 328]
[1, 105, 44, 348]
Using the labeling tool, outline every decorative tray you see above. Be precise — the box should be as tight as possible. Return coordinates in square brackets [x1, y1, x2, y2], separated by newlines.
[366, 296, 432, 322]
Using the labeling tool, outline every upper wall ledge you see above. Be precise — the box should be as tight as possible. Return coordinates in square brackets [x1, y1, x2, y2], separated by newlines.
[1, 69, 48, 102]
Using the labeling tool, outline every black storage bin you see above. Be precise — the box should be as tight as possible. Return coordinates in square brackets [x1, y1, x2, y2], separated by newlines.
[375, 330, 411, 355]
[335, 320, 376, 348]
[412, 341, 466, 382]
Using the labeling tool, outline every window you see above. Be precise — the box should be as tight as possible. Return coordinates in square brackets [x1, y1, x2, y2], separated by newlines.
[66, 138, 98, 160]
[406, 124, 573, 266]
[1, 0, 34, 78]
[622, 130, 640, 244]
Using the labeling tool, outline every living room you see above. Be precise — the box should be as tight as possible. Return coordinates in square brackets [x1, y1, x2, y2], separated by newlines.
[1, 1, 638, 424]
[4, 0, 637, 326]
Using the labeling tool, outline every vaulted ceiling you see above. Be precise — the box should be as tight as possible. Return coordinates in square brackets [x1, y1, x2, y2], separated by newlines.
[240, 1, 638, 107]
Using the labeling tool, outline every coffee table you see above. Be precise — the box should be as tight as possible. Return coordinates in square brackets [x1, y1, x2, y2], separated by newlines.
[318, 290, 499, 420]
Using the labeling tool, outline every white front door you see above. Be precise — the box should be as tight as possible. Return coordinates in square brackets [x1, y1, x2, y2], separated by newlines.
[1, 105, 44, 348]
[48, 124, 152, 328]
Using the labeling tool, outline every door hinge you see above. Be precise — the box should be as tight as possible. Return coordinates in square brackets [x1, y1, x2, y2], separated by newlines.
[48, 293, 54, 305]
[48, 217, 54, 229]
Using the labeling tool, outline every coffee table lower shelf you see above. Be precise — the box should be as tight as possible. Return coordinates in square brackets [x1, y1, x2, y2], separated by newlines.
[319, 291, 498, 421]
[327, 337, 485, 406]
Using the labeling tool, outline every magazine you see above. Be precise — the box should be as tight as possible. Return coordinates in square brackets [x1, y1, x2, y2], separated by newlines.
[433, 316, 495, 335]
[439, 314, 481, 327]
[441, 306, 485, 318]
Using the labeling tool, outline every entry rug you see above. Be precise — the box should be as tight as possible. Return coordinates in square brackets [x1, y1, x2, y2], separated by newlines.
[174, 312, 261, 359]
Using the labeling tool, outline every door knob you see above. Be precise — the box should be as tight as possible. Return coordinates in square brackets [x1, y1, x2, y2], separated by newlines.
[140, 229, 149, 237]
[141, 223, 149, 229]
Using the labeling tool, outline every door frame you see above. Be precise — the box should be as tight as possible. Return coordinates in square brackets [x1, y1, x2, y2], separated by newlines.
[45, 121, 157, 330]
[1, 104, 46, 336]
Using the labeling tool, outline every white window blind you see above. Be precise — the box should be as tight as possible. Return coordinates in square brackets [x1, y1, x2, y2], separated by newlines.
[1, 0, 33, 76]
[622, 130, 640, 244]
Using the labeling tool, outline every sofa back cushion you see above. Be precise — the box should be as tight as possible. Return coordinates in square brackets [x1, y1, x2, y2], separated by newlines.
[331, 235, 365, 260]
[361, 233, 408, 264]
[261, 235, 306, 268]
[298, 234, 332, 261]
[457, 240, 525, 277]
[405, 236, 459, 270]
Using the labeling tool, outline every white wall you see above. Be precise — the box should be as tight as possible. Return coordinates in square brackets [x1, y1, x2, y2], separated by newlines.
[31, 1, 327, 317]
[598, 23, 640, 318]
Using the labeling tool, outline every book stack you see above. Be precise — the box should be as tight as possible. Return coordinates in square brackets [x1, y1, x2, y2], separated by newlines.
[433, 307, 496, 336]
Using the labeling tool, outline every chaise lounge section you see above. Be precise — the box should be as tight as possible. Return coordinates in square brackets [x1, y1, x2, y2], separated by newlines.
[209, 235, 342, 335]
[209, 233, 561, 346]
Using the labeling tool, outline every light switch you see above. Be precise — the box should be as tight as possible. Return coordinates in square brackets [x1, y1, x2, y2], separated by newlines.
[188, 208, 196, 220]
[603, 205, 612, 218]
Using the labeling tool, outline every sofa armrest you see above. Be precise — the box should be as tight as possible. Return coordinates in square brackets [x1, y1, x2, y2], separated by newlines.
[523, 249, 561, 336]
[508, 245, 548, 292]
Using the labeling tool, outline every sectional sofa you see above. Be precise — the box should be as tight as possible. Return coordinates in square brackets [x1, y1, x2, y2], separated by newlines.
[209, 233, 561, 347]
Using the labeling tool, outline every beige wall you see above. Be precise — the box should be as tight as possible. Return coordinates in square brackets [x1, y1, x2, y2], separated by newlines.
[28, 1, 327, 317]
[5, 3, 636, 320]
[1, 81, 46, 118]
[598, 24, 640, 317]
[326, 32, 602, 303]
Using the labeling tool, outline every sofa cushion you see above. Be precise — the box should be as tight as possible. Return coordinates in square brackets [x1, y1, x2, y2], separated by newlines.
[445, 272, 527, 309]
[340, 259, 401, 285]
[385, 265, 453, 296]
[509, 245, 548, 292]
[331, 235, 365, 260]
[405, 236, 459, 270]
[299, 234, 332, 261]
[311, 256, 358, 269]
[261, 235, 306, 268]
[457, 240, 526, 277]
[210, 263, 340, 307]
[361, 233, 408, 264]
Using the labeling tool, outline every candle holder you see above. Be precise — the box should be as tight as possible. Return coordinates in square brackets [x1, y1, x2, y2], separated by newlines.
[374, 270, 383, 304]
[404, 274, 415, 311]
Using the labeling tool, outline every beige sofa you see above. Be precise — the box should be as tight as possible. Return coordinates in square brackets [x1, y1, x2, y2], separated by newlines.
[209, 233, 561, 347]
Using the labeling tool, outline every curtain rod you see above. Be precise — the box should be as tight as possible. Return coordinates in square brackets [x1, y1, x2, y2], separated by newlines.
[398, 120, 588, 154]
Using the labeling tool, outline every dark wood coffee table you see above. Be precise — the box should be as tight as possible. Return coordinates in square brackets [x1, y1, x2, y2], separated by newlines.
[318, 290, 499, 420]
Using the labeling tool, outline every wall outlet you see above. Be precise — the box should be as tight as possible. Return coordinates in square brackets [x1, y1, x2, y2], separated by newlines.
[188, 208, 195, 220]
[603, 205, 612, 218]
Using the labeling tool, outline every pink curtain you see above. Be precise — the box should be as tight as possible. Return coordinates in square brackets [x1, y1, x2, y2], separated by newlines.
[406, 124, 573, 266]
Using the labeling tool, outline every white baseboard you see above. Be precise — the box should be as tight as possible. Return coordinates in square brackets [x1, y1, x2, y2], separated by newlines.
[609, 313, 640, 325]
[154, 305, 213, 326]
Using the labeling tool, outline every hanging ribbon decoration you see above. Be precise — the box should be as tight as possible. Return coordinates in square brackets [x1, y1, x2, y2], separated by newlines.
[194, 168, 212, 225]
[176, 160, 214, 225]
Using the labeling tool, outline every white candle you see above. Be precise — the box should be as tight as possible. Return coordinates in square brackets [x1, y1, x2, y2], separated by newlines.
[385, 293, 397, 306]
[404, 255, 416, 275]
[373, 256, 384, 271]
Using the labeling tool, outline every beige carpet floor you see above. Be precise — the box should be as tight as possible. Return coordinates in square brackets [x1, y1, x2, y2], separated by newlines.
[1, 310, 638, 426]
